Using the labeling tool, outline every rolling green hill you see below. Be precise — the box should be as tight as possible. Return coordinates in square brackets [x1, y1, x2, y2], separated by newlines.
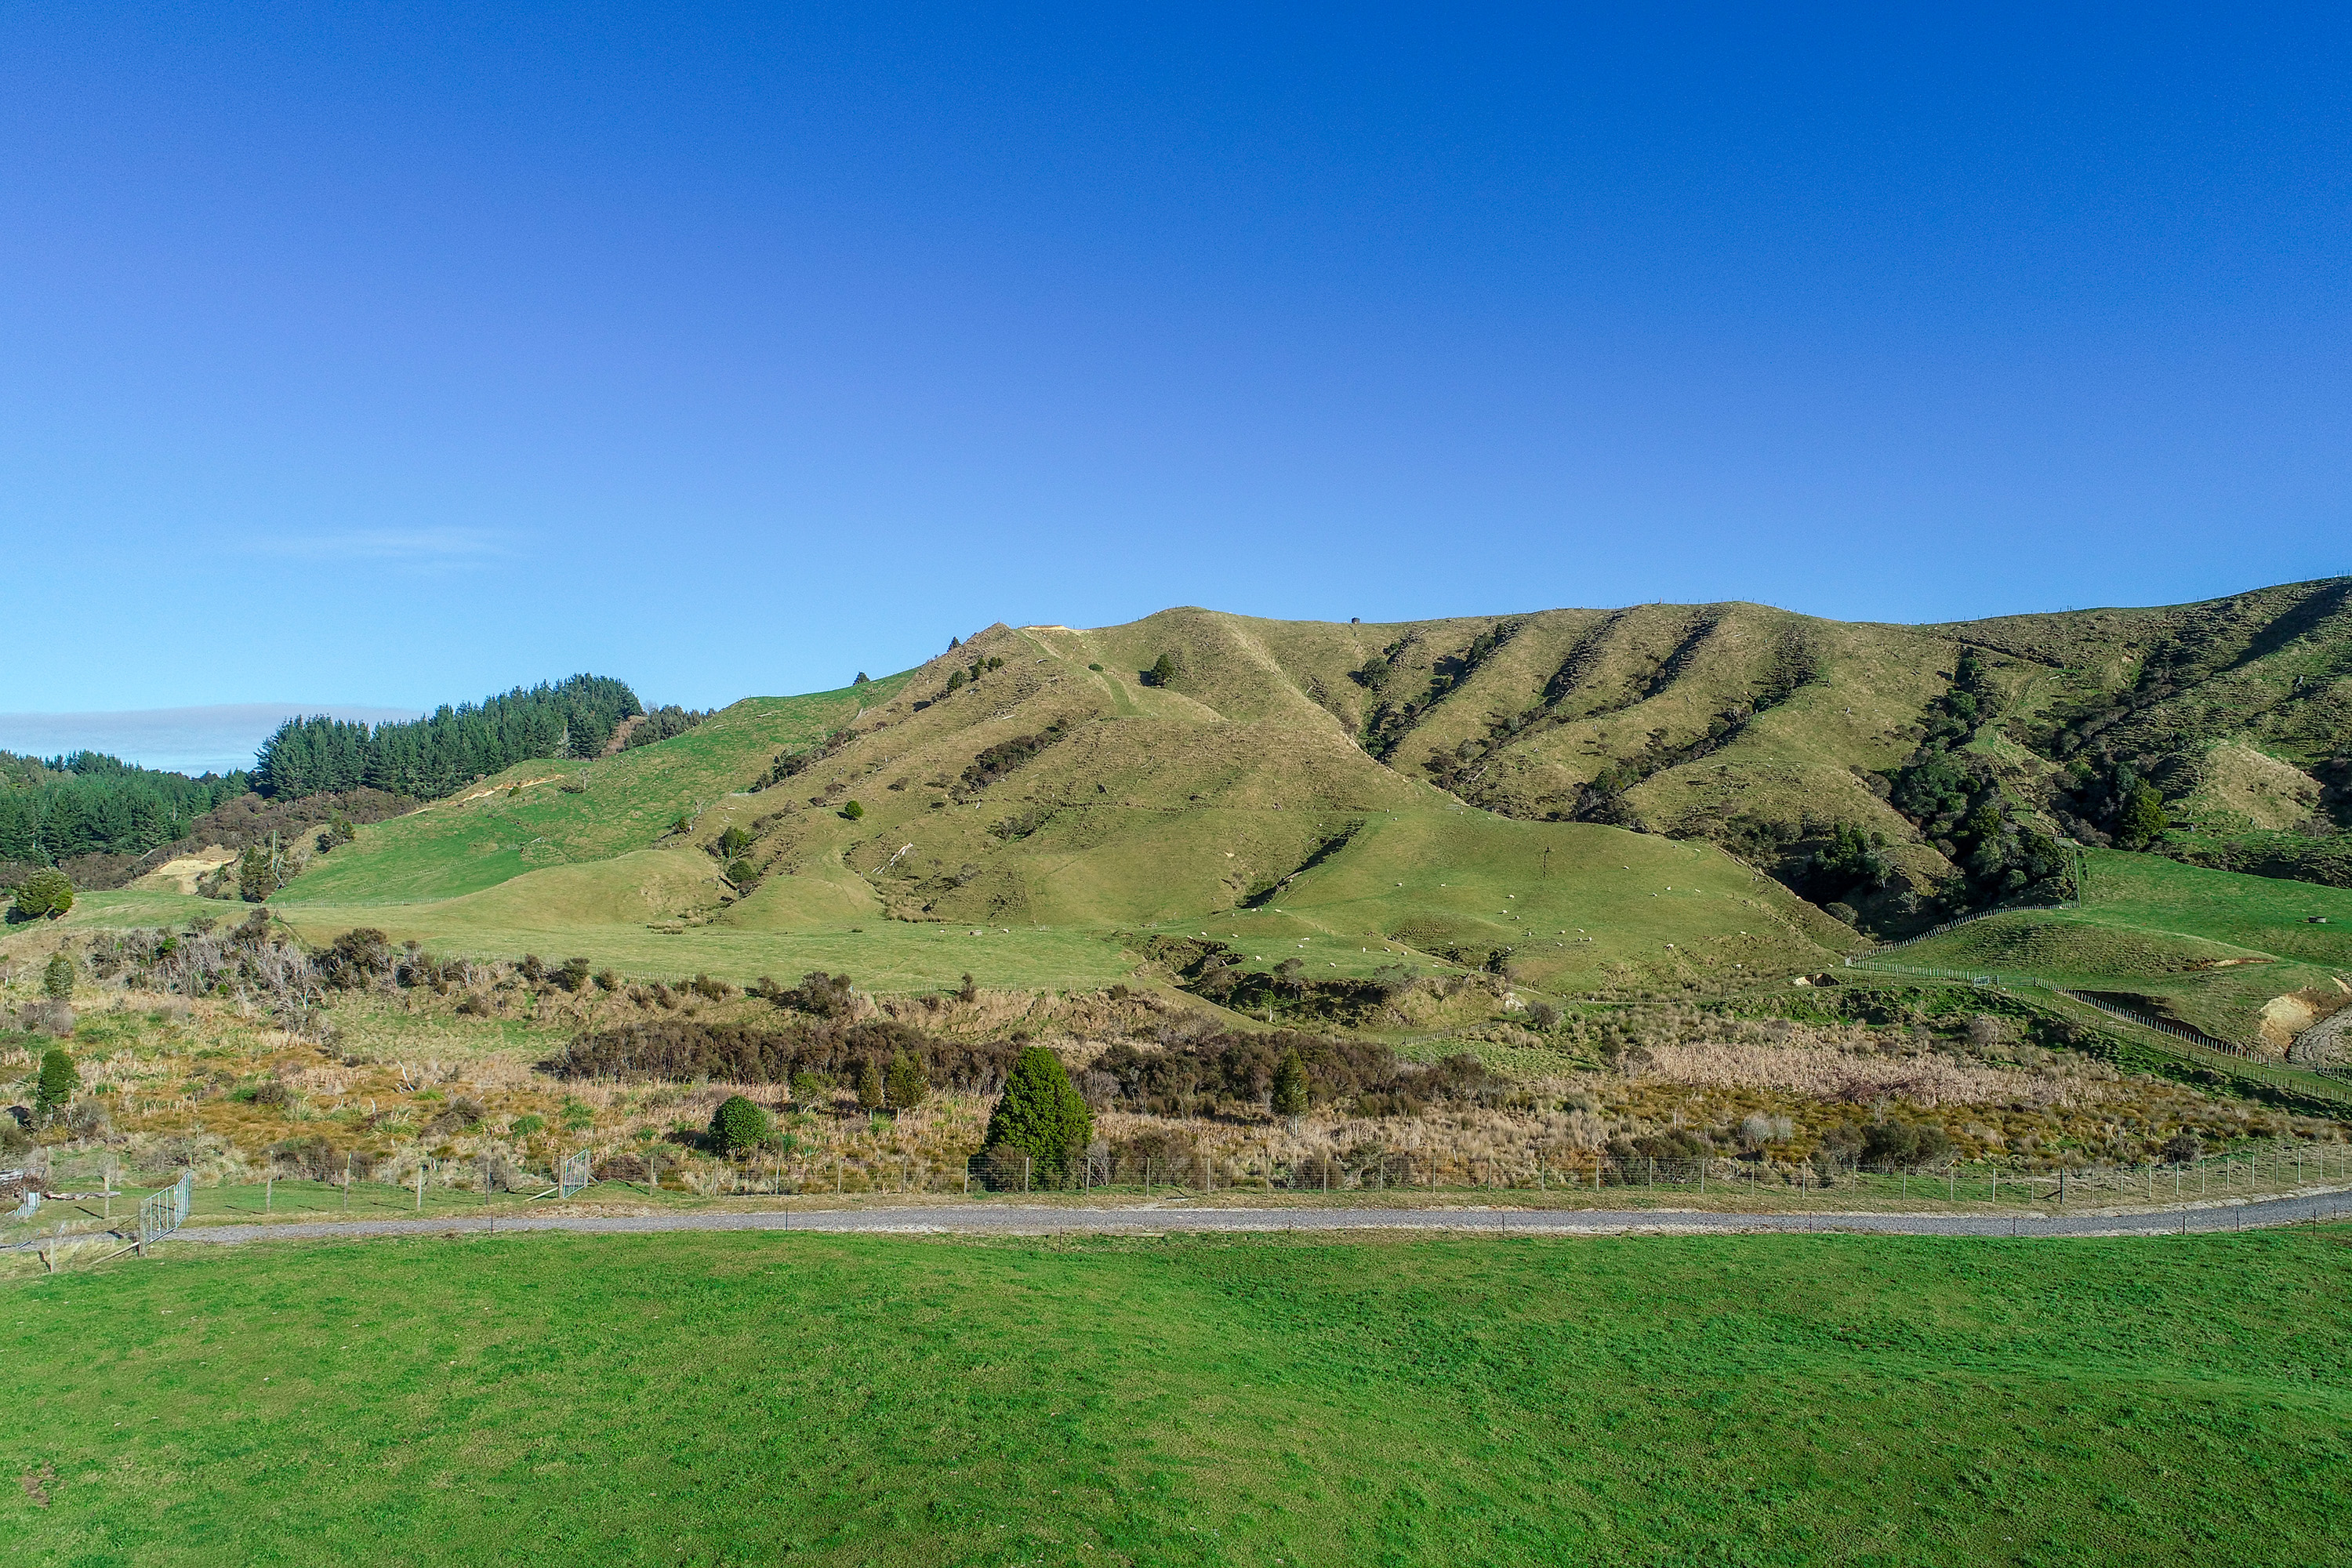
[30, 581, 2352, 1019]
[226, 626, 1849, 995]
[1873, 850, 2352, 1049]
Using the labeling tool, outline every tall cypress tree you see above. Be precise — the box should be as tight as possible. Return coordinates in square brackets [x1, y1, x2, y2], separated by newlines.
[982, 1046, 1093, 1178]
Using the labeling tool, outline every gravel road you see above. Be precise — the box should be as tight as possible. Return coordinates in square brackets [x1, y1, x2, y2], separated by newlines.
[158, 1185, 2352, 1247]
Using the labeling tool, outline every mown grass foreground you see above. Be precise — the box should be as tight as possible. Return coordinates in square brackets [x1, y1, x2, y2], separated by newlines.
[11, 1229, 2351, 1566]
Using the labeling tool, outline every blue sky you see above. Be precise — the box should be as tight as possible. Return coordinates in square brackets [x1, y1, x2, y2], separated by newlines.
[3, 4, 2347, 737]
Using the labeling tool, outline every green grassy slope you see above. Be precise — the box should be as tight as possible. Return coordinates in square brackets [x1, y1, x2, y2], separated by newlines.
[48, 583, 2342, 1003]
[274, 681, 901, 910]
[1884, 851, 2352, 1044]
[84, 616, 1840, 993]
[12, 1229, 2352, 1566]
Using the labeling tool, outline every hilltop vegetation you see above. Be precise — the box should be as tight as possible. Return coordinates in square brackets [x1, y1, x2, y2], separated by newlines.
[0, 751, 250, 888]
[0, 675, 699, 898]
[252, 673, 642, 799]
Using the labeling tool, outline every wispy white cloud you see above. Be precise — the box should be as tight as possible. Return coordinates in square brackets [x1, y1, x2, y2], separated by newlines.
[247, 527, 517, 563]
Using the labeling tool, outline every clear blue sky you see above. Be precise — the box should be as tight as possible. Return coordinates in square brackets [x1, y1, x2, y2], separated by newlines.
[5, 4, 2346, 720]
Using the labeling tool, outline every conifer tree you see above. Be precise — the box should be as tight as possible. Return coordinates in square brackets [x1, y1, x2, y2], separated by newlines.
[34, 1047, 78, 1122]
[2115, 783, 2170, 849]
[885, 1050, 927, 1111]
[1272, 1047, 1309, 1131]
[43, 950, 75, 1000]
[8, 869, 74, 921]
[982, 1045, 1092, 1178]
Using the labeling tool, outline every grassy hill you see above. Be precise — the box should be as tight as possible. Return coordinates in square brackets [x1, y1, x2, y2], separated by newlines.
[1877, 850, 2352, 1048]
[27, 580, 2352, 1022]
[209, 624, 1846, 996]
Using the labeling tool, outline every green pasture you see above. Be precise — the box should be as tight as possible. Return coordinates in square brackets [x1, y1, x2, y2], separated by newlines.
[1225, 807, 1850, 984]
[274, 681, 902, 910]
[1886, 851, 2352, 1042]
[11, 1227, 2352, 1566]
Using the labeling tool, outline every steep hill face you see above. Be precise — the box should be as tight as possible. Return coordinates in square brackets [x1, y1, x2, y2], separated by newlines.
[689, 618, 1847, 988]
[717, 580, 2352, 941]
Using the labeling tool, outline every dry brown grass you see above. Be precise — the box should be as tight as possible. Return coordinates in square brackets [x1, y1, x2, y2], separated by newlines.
[6, 962, 2339, 1194]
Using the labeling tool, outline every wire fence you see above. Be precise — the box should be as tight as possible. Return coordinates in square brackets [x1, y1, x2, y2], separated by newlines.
[950, 1138, 2352, 1201]
[1853, 905, 2037, 959]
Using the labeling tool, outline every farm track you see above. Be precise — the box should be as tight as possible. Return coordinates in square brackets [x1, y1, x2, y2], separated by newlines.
[158, 1184, 2352, 1247]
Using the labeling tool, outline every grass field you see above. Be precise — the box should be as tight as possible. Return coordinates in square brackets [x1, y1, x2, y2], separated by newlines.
[9, 1227, 2350, 1566]
[1886, 850, 2352, 1044]
[277, 681, 902, 911]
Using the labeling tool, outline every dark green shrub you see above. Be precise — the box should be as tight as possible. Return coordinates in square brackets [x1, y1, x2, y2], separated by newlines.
[710, 1094, 770, 1155]
[2116, 783, 2170, 848]
[840, 800, 864, 820]
[981, 1045, 1092, 1177]
[43, 951, 75, 1000]
[556, 957, 593, 993]
[1142, 654, 1178, 688]
[10, 868, 74, 921]
[717, 826, 753, 858]
[726, 858, 760, 888]
[1087, 662, 1103, 672]
[856, 1059, 885, 1112]
[1860, 1120, 1952, 1167]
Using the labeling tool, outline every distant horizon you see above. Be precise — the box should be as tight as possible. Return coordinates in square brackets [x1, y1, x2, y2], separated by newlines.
[0, 702, 424, 777]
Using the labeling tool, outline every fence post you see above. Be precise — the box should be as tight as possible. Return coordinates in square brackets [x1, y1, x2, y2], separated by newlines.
[265, 1174, 272, 1214]
[1023, 1156, 1031, 1194]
